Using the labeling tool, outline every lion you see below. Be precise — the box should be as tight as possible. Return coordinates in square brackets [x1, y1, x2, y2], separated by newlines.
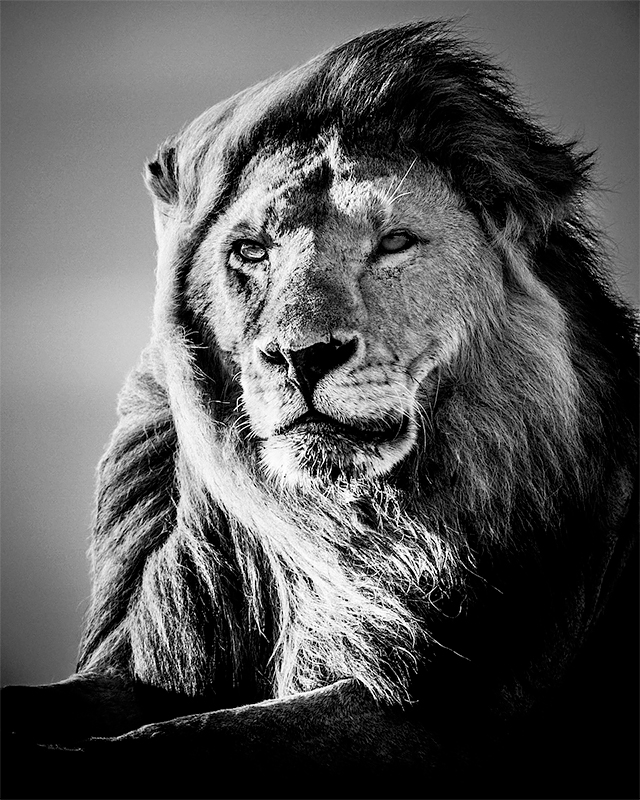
[2, 21, 637, 800]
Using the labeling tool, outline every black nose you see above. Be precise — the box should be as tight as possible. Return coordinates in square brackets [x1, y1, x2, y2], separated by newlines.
[260, 336, 358, 402]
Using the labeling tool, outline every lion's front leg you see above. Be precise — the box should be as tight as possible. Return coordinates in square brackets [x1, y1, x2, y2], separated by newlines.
[1, 671, 146, 744]
[4, 679, 435, 799]
[2, 670, 216, 747]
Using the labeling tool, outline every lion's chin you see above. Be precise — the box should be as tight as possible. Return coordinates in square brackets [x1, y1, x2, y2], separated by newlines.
[259, 415, 416, 488]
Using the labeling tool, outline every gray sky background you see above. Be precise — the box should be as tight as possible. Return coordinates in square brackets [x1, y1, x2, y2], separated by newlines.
[2, 1, 638, 686]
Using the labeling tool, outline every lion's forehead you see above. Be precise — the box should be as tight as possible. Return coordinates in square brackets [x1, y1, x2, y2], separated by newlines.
[235, 153, 384, 233]
[229, 144, 456, 240]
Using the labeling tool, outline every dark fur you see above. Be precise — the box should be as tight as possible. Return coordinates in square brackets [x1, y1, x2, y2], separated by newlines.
[3, 22, 638, 800]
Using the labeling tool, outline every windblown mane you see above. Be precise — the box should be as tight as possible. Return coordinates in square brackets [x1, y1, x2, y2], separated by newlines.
[77, 21, 638, 708]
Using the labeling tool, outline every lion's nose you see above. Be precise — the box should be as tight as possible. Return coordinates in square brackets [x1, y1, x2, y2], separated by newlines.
[259, 335, 359, 402]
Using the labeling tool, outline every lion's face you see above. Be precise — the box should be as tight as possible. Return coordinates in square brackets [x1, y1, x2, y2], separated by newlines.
[187, 140, 503, 486]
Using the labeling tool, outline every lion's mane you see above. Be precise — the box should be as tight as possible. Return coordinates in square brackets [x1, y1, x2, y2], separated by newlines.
[77, 22, 638, 711]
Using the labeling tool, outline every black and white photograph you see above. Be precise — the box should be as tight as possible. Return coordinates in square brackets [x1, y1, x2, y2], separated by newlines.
[2, 2, 638, 798]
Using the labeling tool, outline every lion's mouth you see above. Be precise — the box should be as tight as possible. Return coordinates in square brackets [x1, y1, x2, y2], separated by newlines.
[274, 410, 410, 445]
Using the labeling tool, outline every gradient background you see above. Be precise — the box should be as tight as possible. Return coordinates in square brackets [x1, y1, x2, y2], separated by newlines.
[2, 1, 638, 686]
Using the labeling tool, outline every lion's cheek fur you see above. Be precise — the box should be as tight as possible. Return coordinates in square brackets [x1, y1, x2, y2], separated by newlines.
[238, 357, 301, 438]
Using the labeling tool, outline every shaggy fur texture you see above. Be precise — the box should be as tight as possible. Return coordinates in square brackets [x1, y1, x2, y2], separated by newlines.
[75, 22, 637, 727]
[2, 22, 637, 800]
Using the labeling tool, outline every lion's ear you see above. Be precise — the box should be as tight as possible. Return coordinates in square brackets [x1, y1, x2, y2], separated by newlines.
[145, 144, 179, 207]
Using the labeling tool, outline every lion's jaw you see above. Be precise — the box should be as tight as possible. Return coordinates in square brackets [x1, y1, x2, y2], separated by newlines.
[259, 403, 418, 487]
[188, 141, 503, 487]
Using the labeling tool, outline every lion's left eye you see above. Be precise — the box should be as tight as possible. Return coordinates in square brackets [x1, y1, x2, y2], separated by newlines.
[378, 231, 415, 254]
[234, 241, 268, 263]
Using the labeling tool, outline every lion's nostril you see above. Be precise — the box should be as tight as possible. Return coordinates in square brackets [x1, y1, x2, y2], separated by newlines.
[297, 336, 357, 376]
[259, 344, 288, 367]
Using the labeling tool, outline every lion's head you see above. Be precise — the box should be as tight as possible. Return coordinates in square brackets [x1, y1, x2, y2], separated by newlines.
[144, 22, 592, 497]
[185, 142, 502, 487]
[79, 21, 637, 707]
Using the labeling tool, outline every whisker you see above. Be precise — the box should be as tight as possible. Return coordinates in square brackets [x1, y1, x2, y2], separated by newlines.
[384, 157, 418, 205]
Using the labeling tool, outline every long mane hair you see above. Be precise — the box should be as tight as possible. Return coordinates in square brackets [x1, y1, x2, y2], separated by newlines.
[77, 22, 638, 707]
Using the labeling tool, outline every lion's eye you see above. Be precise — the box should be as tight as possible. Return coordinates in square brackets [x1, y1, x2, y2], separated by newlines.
[234, 240, 268, 263]
[378, 231, 415, 254]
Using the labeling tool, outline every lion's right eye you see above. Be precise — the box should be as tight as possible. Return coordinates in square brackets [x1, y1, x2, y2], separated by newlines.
[378, 231, 416, 255]
[233, 241, 268, 263]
